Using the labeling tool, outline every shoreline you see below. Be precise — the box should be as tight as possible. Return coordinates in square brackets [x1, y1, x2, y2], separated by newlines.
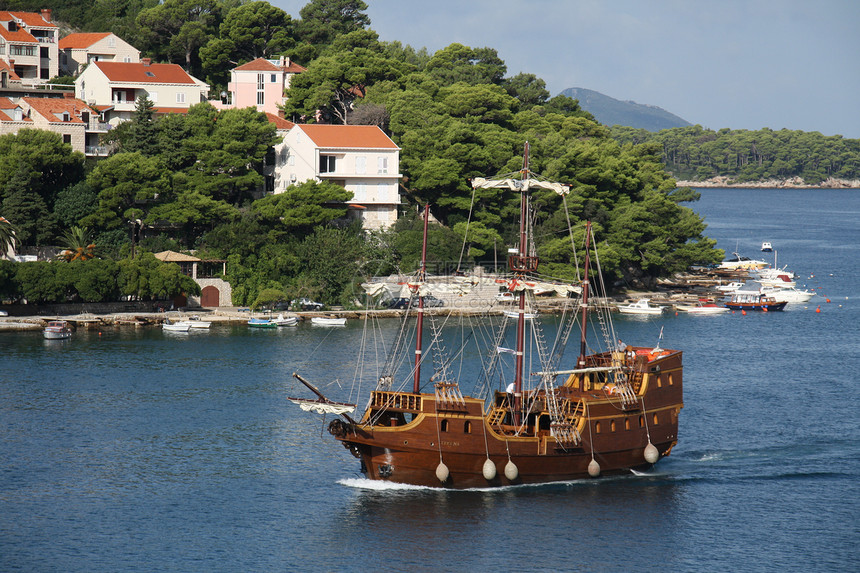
[675, 176, 860, 189]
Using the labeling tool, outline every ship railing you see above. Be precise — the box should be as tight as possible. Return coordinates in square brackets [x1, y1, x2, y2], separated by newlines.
[370, 390, 422, 413]
[434, 382, 467, 412]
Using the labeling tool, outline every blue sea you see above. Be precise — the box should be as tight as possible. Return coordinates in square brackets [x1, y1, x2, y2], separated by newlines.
[1, 188, 858, 572]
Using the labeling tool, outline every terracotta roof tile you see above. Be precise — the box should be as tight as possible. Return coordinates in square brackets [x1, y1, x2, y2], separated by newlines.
[59, 32, 111, 50]
[0, 21, 37, 43]
[22, 96, 95, 124]
[297, 124, 398, 149]
[234, 57, 307, 74]
[94, 61, 199, 85]
[265, 113, 294, 130]
[0, 60, 20, 80]
[3, 11, 56, 28]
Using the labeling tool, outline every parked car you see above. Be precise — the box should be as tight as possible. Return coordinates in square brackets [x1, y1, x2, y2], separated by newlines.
[292, 298, 323, 311]
[495, 291, 515, 303]
[411, 295, 444, 308]
[386, 297, 411, 309]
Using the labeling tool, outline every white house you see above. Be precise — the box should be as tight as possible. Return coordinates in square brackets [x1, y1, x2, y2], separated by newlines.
[0, 9, 59, 84]
[58, 32, 140, 76]
[276, 124, 402, 229]
[75, 59, 209, 125]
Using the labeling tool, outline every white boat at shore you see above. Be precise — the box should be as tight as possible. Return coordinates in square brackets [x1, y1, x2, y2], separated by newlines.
[675, 301, 730, 314]
[176, 319, 211, 329]
[162, 319, 191, 332]
[311, 316, 347, 326]
[273, 314, 299, 326]
[760, 285, 815, 303]
[617, 299, 665, 315]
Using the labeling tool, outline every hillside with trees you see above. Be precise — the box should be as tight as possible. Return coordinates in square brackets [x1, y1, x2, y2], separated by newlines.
[0, 0, 725, 308]
[611, 125, 860, 185]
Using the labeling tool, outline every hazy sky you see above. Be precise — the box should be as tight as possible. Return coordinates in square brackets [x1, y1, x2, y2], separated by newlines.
[272, 0, 859, 138]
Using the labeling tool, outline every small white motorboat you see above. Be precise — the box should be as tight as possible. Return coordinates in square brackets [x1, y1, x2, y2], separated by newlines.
[715, 281, 745, 293]
[162, 319, 191, 332]
[675, 301, 730, 314]
[760, 286, 815, 303]
[761, 242, 773, 252]
[176, 318, 211, 329]
[273, 314, 299, 326]
[311, 316, 347, 326]
[617, 299, 665, 315]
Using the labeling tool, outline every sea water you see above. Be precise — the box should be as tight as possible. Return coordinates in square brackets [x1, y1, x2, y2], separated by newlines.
[1, 188, 858, 572]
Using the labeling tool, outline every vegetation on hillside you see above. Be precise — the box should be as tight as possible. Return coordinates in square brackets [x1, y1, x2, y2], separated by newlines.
[611, 125, 860, 184]
[0, 0, 726, 307]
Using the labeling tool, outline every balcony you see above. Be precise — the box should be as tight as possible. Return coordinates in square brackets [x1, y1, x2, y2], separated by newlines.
[85, 146, 110, 157]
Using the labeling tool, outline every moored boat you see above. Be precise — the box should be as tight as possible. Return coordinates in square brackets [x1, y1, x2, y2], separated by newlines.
[247, 317, 277, 329]
[617, 299, 665, 315]
[310, 316, 347, 326]
[289, 144, 683, 489]
[718, 252, 769, 270]
[675, 300, 730, 314]
[723, 282, 787, 311]
[273, 314, 299, 326]
[162, 319, 191, 332]
[43, 320, 72, 339]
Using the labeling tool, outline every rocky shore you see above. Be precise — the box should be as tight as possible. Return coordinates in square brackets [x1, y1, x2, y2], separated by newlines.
[675, 176, 860, 189]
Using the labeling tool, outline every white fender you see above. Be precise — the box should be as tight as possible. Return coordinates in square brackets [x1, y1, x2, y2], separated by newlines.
[588, 458, 601, 477]
[435, 461, 449, 483]
[482, 458, 497, 480]
[504, 460, 519, 481]
[644, 442, 659, 464]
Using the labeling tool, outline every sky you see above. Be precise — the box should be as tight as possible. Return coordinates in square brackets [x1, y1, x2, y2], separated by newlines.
[271, 0, 860, 138]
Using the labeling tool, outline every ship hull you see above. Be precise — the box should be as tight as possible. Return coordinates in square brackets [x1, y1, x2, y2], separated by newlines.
[332, 348, 683, 489]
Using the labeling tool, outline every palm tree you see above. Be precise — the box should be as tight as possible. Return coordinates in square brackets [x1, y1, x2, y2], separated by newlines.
[57, 226, 97, 262]
[0, 216, 19, 258]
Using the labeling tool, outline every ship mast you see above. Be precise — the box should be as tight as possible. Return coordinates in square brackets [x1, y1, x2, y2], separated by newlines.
[413, 204, 430, 393]
[578, 221, 593, 367]
[512, 144, 532, 419]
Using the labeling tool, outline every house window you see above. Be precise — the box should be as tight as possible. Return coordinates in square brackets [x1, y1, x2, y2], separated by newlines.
[63, 134, 71, 144]
[355, 156, 366, 174]
[257, 74, 264, 89]
[319, 155, 336, 173]
[108, 36, 116, 47]
[271, 74, 277, 83]
[377, 156, 389, 174]
[257, 91, 264, 105]
[176, 92, 186, 104]
[0, 42, 4, 55]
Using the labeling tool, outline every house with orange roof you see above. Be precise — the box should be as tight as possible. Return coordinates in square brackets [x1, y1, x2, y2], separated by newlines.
[59, 32, 140, 76]
[74, 58, 209, 124]
[0, 59, 22, 89]
[276, 124, 402, 229]
[18, 94, 108, 156]
[210, 56, 306, 116]
[0, 96, 31, 133]
[0, 9, 58, 84]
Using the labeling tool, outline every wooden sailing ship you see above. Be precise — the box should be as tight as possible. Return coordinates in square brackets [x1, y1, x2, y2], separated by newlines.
[291, 144, 683, 488]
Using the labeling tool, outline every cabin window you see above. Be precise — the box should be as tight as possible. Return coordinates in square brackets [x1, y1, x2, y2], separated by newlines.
[625, 418, 631, 430]
[595, 421, 601, 434]
[440, 419, 449, 433]
[657, 376, 662, 388]
[639, 415, 644, 428]
[610, 420, 616, 432]
[668, 373, 674, 386]
[653, 413, 659, 425]
[464, 421, 471, 434]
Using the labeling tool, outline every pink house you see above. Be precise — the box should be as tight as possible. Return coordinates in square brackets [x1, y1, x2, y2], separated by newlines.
[212, 56, 306, 116]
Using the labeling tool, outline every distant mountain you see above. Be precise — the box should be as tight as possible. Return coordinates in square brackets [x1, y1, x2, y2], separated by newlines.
[561, 87, 691, 132]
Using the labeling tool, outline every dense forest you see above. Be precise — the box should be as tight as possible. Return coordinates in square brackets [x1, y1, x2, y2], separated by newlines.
[611, 125, 860, 184]
[0, 0, 726, 308]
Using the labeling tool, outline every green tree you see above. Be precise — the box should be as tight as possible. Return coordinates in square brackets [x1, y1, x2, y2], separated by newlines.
[424, 43, 507, 87]
[83, 151, 171, 230]
[54, 181, 99, 229]
[136, 0, 222, 76]
[200, 1, 296, 88]
[297, 0, 370, 47]
[1, 167, 57, 246]
[251, 180, 352, 236]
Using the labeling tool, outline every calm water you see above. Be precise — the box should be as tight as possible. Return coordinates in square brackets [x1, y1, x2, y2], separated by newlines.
[2, 189, 858, 572]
